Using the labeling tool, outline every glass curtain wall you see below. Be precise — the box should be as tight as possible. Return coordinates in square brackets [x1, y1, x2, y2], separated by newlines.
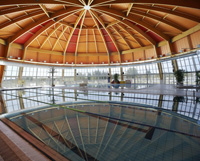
[123, 63, 159, 84]
[177, 54, 200, 85]
[2, 66, 20, 87]
[64, 69, 74, 85]
[76, 68, 109, 84]
[161, 60, 176, 84]
[2, 51, 200, 88]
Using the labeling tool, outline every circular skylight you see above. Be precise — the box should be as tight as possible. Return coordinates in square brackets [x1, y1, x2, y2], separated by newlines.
[84, 5, 91, 10]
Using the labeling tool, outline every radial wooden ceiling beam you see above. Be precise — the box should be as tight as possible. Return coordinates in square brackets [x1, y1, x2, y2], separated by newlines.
[93, 9, 156, 45]
[117, 24, 144, 47]
[0, 5, 41, 16]
[91, 10, 122, 63]
[0, 11, 44, 30]
[91, 0, 200, 10]
[111, 26, 131, 49]
[93, 6, 170, 41]
[63, 10, 85, 63]
[75, 11, 86, 64]
[9, 7, 81, 44]
[89, 10, 110, 64]
[39, 4, 50, 18]
[129, 10, 187, 32]
[0, 0, 83, 7]
[126, 3, 133, 17]
[132, 4, 200, 23]
[92, 29, 98, 53]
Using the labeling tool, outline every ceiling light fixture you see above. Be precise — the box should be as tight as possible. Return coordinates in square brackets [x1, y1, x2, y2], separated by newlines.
[84, 5, 91, 10]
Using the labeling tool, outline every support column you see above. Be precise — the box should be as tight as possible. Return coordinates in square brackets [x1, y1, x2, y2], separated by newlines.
[121, 93, 124, 102]
[167, 41, 175, 56]
[4, 39, 11, 58]
[74, 69, 77, 82]
[0, 93, 7, 115]
[153, 45, 161, 58]
[18, 91, 25, 110]
[158, 95, 163, 108]
[120, 67, 123, 81]
[62, 69, 64, 84]
[167, 41, 178, 71]
[0, 65, 5, 88]
[187, 36, 193, 50]
[172, 59, 178, 72]
[75, 89, 77, 101]
[109, 68, 111, 83]
[18, 67, 23, 87]
[157, 63, 163, 80]
[22, 47, 27, 60]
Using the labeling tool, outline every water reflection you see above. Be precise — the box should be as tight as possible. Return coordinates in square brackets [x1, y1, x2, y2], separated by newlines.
[4, 102, 200, 161]
[0, 88, 199, 121]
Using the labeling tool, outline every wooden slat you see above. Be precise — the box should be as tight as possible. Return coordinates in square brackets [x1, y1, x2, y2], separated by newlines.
[10, 7, 82, 43]
[91, 10, 122, 63]
[93, 6, 170, 41]
[90, 10, 110, 64]
[63, 9, 85, 63]
[91, 0, 200, 10]
[0, 0, 83, 6]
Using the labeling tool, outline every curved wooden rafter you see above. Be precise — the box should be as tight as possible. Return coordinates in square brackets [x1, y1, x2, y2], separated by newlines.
[91, 0, 200, 10]
[111, 26, 132, 49]
[93, 9, 157, 45]
[93, 6, 171, 41]
[21, 9, 82, 60]
[39, 4, 50, 18]
[0, 0, 83, 7]
[63, 9, 85, 63]
[75, 11, 86, 64]
[89, 10, 110, 64]
[0, 5, 41, 16]
[129, 10, 187, 32]
[0, 10, 44, 30]
[9, 7, 82, 44]
[117, 23, 144, 47]
[131, 4, 200, 23]
[90, 10, 122, 63]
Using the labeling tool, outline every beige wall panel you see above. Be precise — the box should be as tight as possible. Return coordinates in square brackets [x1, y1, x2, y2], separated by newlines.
[9, 47, 22, 58]
[160, 45, 170, 56]
[190, 30, 200, 48]
[173, 37, 190, 53]
[121, 53, 133, 62]
[38, 53, 50, 63]
[65, 55, 75, 64]
[99, 56, 108, 64]
[133, 50, 144, 61]
[26, 50, 37, 61]
[88, 56, 98, 64]
[51, 55, 63, 63]
[110, 55, 120, 63]
[145, 48, 156, 59]
[77, 56, 87, 64]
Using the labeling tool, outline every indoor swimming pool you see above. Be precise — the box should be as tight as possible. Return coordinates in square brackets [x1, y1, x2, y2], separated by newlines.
[0, 87, 200, 161]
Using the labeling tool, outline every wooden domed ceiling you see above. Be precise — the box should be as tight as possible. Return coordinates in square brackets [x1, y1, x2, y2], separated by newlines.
[0, 0, 200, 64]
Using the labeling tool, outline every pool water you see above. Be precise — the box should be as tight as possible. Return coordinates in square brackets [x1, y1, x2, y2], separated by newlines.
[0, 87, 200, 161]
